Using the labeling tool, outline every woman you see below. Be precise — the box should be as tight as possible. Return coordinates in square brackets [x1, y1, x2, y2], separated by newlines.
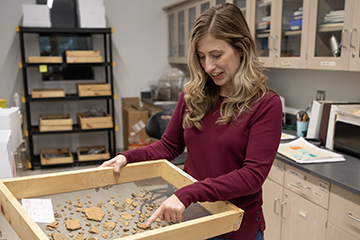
[101, 3, 282, 240]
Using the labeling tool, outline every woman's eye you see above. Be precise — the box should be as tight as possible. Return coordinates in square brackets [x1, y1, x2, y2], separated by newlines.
[198, 55, 205, 59]
[213, 55, 221, 59]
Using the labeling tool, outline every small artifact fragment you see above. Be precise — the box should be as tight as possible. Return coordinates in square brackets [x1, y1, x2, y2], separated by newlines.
[46, 221, 59, 230]
[88, 226, 99, 234]
[87, 237, 99, 240]
[137, 223, 151, 230]
[101, 233, 108, 239]
[123, 221, 129, 227]
[82, 207, 105, 221]
[125, 198, 132, 205]
[51, 233, 68, 240]
[114, 204, 126, 212]
[121, 233, 129, 237]
[120, 213, 132, 220]
[74, 234, 86, 240]
[65, 219, 81, 231]
[102, 221, 116, 231]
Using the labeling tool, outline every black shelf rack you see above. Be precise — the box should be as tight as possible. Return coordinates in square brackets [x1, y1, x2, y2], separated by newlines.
[17, 26, 116, 169]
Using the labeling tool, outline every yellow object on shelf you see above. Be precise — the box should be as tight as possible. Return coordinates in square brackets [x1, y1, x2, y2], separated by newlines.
[0, 99, 6, 108]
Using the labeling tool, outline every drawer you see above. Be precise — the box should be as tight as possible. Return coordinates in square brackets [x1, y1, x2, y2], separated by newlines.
[326, 222, 358, 240]
[328, 184, 360, 239]
[284, 164, 330, 209]
[267, 159, 285, 186]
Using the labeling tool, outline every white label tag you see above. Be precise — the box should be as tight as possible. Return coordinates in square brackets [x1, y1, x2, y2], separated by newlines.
[22, 198, 55, 223]
[320, 61, 336, 66]
[132, 120, 145, 133]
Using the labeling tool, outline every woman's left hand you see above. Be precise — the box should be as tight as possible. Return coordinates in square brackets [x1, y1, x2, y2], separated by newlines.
[146, 194, 185, 227]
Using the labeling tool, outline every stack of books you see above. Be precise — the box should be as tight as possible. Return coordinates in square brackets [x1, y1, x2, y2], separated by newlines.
[289, 7, 303, 31]
[320, 10, 344, 28]
[256, 16, 271, 32]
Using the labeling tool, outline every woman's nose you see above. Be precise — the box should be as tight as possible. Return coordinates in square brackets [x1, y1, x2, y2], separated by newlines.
[205, 59, 215, 73]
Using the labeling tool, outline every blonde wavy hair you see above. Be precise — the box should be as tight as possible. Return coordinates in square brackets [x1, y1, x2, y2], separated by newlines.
[183, 3, 271, 130]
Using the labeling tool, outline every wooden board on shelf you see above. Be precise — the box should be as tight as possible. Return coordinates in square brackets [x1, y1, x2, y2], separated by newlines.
[77, 112, 113, 130]
[0, 160, 244, 240]
[66, 56, 103, 63]
[77, 145, 110, 161]
[39, 113, 73, 132]
[40, 148, 73, 165]
[27, 56, 63, 63]
[77, 83, 111, 97]
[65, 50, 100, 57]
[31, 88, 65, 98]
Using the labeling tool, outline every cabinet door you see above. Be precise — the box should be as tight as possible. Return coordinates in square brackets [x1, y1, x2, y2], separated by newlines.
[348, 0, 360, 71]
[326, 223, 358, 240]
[281, 190, 328, 240]
[168, 11, 177, 59]
[254, 0, 277, 66]
[274, 0, 310, 68]
[263, 179, 283, 240]
[306, 0, 353, 70]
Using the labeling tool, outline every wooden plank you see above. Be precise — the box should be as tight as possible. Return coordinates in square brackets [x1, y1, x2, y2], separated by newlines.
[40, 148, 73, 165]
[77, 83, 111, 91]
[0, 182, 48, 240]
[1, 161, 164, 199]
[31, 88, 65, 98]
[39, 125, 73, 132]
[66, 56, 103, 63]
[77, 112, 113, 129]
[65, 50, 100, 57]
[27, 56, 63, 63]
[39, 114, 73, 126]
[77, 145, 110, 161]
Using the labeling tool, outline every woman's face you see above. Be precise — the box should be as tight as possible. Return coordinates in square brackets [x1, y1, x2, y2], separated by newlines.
[197, 33, 241, 96]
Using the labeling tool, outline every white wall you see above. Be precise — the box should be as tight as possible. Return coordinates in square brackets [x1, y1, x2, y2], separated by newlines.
[266, 68, 360, 110]
[0, 0, 360, 151]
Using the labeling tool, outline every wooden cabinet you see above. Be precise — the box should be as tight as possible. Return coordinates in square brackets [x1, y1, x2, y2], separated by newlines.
[326, 184, 360, 240]
[163, 0, 251, 64]
[306, 0, 360, 71]
[263, 160, 330, 240]
[165, 0, 360, 71]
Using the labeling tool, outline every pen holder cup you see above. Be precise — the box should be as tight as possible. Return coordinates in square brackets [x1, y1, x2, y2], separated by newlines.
[297, 121, 309, 137]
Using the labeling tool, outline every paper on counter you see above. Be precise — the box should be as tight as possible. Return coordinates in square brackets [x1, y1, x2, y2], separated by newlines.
[21, 198, 55, 223]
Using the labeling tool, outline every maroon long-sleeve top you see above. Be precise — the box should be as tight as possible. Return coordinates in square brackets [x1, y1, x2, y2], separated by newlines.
[121, 91, 282, 240]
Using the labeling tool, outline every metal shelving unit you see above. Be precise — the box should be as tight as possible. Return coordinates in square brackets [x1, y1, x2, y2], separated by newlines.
[17, 26, 116, 169]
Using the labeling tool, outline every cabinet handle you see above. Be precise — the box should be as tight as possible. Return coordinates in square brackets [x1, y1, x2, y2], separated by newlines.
[267, 36, 272, 50]
[280, 201, 287, 219]
[350, 29, 357, 48]
[274, 197, 280, 215]
[340, 29, 348, 49]
[273, 36, 278, 51]
[346, 213, 360, 222]
[296, 182, 311, 190]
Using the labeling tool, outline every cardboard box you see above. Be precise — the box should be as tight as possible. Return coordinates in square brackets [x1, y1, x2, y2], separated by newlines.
[77, 112, 113, 129]
[39, 114, 73, 132]
[122, 98, 149, 150]
[22, 4, 51, 27]
[78, 5, 106, 28]
[0, 160, 243, 240]
[40, 148, 73, 165]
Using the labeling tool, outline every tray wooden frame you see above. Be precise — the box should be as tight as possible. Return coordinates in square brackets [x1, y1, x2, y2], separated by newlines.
[39, 113, 73, 132]
[76, 145, 110, 161]
[31, 88, 65, 98]
[0, 160, 243, 240]
[40, 148, 74, 165]
[77, 112, 113, 130]
[77, 83, 111, 97]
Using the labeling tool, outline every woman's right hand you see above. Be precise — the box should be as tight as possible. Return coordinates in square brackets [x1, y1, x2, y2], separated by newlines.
[99, 154, 127, 179]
